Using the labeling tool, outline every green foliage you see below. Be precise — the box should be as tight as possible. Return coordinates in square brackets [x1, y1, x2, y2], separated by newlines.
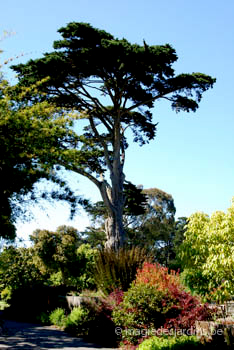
[49, 302, 113, 343]
[49, 308, 66, 328]
[179, 199, 234, 302]
[113, 283, 171, 344]
[0, 246, 46, 293]
[94, 247, 150, 294]
[81, 226, 106, 249]
[74, 243, 97, 291]
[30, 226, 97, 290]
[48, 271, 64, 286]
[66, 296, 117, 346]
[65, 307, 90, 335]
[86, 183, 147, 223]
[0, 300, 9, 310]
[0, 78, 84, 239]
[0, 286, 12, 301]
[126, 188, 182, 266]
[36, 311, 50, 325]
[139, 335, 202, 350]
[31, 226, 83, 285]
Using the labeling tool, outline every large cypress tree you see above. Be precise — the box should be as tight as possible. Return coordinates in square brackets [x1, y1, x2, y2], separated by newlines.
[12, 22, 215, 249]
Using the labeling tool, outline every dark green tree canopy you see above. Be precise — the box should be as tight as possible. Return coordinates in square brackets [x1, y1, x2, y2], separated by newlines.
[13, 22, 215, 130]
[12, 22, 215, 249]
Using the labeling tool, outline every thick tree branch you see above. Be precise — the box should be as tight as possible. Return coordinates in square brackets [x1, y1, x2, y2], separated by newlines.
[89, 115, 113, 174]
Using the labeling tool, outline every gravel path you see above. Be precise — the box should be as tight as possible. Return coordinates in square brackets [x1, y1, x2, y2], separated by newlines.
[0, 320, 116, 350]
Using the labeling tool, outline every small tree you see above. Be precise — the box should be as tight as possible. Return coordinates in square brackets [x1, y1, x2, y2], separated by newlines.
[12, 22, 215, 249]
[179, 199, 234, 302]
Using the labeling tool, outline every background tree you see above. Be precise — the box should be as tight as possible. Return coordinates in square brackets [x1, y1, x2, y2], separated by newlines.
[120, 188, 186, 268]
[82, 227, 106, 249]
[0, 78, 86, 240]
[127, 188, 176, 245]
[12, 22, 215, 249]
[179, 200, 234, 302]
[30, 225, 83, 285]
[169, 216, 187, 269]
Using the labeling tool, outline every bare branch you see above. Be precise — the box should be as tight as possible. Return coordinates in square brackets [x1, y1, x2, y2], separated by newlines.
[89, 115, 113, 173]
[59, 159, 102, 188]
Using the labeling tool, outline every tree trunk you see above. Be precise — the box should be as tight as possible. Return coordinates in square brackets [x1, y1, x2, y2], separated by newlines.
[105, 209, 125, 250]
[100, 178, 126, 250]
[99, 112, 126, 250]
[99, 164, 126, 250]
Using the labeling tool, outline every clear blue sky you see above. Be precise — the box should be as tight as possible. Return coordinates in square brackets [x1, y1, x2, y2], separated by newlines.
[1, 0, 234, 241]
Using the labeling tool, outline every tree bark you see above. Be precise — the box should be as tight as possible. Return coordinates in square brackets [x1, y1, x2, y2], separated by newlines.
[105, 211, 125, 250]
[96, 111, 126, 250]
[99, 174, 126, 250]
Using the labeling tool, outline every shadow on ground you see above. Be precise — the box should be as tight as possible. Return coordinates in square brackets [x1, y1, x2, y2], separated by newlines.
[0, 320, 116, 350]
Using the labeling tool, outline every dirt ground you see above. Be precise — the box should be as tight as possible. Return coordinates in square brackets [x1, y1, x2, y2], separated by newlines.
[0, 320, 117, 350]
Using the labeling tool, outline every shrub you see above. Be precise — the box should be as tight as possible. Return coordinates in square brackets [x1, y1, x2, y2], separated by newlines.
[78, 295, 118, 346]
[107, 289, 124, 309]
[36, 311, 50, 325]
[1, 287, 12, 301]
[65, 307, 90, 335]
[0, 300, 9, 310]
[112, 283, 174, 345]
[48, 271, 63, 286]
[112, 263, 212, 345]
[64, 294, 118, 346]
[136, 263, 212, 330]
[49, 308, 66, 328]
[94, 247, 150, 294]
[139, 335, 203, 350]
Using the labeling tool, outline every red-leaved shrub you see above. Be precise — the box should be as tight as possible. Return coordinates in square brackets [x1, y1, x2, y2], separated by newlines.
[135, 262, 212, 330]
[112, 262, 213, 346]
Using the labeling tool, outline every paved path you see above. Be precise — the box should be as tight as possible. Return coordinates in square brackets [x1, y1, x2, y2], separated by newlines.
[0, 320, 116, 350]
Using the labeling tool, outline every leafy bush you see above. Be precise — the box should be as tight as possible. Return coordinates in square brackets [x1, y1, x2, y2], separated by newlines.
[65, 295, 118, 346]
[112, 283, 174, 345]
[107, 289, 124, 309]
[48, 271, 64, 286]
[137, 263, 212, 330]
[112, 263, 212, 345]
[73, 244, 97, 291]
[0, 300, 9, 310]
[49, 308, 66, 327]
[65, 307, 90, 335]
[94, 247, 150, 294]
[0, 246, 46, 293]
[114, 283, 173, 326]
[36, 311, 50, 325]
[139, 335, 202, 350]
[0, 287, 12, 301]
